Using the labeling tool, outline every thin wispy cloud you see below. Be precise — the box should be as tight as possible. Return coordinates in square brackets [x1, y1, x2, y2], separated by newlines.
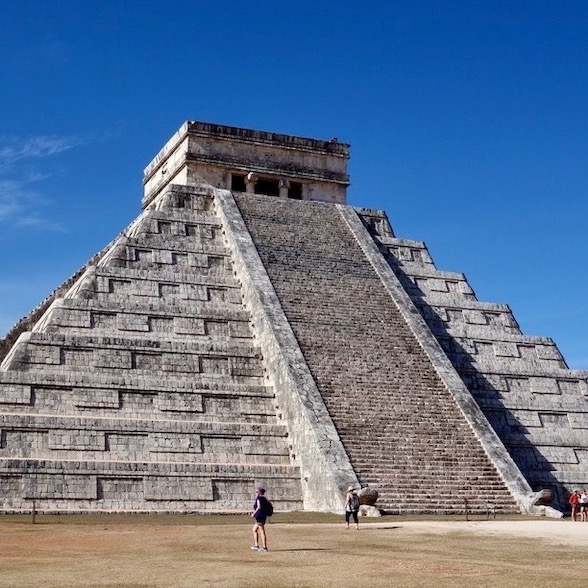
[0, 179, 26, 220]
[0, 178, 64, 231]
[15, 214, 65, 232]
[0, 135, 84, 170]
[0, 134, 85, 231]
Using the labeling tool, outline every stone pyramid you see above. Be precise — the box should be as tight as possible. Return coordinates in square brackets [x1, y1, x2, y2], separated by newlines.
[1, 122, 585, 515]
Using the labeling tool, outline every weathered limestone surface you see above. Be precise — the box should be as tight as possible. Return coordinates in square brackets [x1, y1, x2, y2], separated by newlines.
[359, 209, 588, 511]
[0, 185, 303, 513]
[215, 188, 359, 512]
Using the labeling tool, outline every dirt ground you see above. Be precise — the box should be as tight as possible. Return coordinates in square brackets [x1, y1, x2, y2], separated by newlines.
[1, 513, 587, 588]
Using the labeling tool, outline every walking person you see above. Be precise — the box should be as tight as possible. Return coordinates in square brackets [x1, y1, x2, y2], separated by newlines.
[344, 485, 360, 530]
[251, 487, 271, 552]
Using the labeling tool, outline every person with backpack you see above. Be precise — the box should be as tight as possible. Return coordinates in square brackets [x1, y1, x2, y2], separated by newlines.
[250, 487, 272, 552]
[344, 485, 360, 530]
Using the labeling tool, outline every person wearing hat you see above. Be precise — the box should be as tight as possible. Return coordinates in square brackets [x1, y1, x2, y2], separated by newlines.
[344, 485, 360, 530]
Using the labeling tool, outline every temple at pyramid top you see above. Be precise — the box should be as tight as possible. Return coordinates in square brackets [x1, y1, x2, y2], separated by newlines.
[142, 121, 351, 208]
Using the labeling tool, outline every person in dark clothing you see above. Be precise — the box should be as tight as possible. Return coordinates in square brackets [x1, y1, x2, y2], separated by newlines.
[251, 487, 269, 551]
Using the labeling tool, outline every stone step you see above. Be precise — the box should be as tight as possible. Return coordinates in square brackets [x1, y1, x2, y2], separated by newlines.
[48, 297, 251, 322]
[0, 369, 273, 395]
[363, 208, 588, 509]
[94, 264, 242, 290]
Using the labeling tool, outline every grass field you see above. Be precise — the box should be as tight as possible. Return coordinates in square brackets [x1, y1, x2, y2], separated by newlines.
[0, 513, 586, 587]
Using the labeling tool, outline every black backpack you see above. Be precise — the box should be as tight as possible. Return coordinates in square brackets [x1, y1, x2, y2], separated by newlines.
[263, 496, 274, 517]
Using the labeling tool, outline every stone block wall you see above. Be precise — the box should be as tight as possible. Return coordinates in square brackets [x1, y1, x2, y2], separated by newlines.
[0, 185, 303, 513]
[215, 189, 359, 512]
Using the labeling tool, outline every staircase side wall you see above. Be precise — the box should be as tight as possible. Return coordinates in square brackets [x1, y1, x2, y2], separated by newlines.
[215, 188, 358, 513]
[340, 206, 536, 513]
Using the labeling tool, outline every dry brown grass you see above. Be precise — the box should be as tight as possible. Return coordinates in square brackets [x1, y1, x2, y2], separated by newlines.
[0, 513, 586, 587]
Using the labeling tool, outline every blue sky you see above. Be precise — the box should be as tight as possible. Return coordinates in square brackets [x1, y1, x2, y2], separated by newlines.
[1, 1, 587, 367]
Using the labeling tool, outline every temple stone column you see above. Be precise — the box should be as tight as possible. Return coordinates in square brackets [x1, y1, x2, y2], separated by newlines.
[279, 179, 290, 198]
[245, 172, 258, 194]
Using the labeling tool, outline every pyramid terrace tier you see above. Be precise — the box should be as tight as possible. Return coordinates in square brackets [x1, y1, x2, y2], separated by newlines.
[359, 208, 588, 511]
[2, 332, 264, 380]
[0, 413, 291, 464]
[0, 459, 303, 513]
[0, 372, 278, 424]
[435, 334, 568, 371]
[42, 298, 253, 342]
[129, 209, 224, 240]
[107, 236, 233, 275]
[85, 265, 243, 304]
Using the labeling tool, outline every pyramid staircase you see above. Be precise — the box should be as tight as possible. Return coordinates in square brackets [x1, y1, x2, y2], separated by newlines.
[232, 193, 526, 514]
